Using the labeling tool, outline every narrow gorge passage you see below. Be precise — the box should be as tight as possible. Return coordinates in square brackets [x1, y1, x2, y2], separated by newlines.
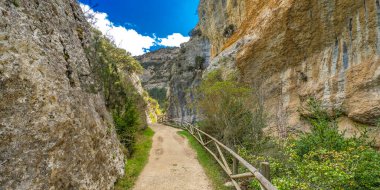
[133, 124, 212, 190]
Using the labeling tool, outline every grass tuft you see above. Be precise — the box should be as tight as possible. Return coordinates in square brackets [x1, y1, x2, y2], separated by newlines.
[178, 130, 230, 190]
[115, 127, 154, 190]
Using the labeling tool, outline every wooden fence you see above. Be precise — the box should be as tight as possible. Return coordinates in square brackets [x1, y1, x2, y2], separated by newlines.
[165, 119, 277, 190]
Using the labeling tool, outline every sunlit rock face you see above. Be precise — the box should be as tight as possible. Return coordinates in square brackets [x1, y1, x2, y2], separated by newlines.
[198, 0, 380, 143]
[0, 0, 124, 189]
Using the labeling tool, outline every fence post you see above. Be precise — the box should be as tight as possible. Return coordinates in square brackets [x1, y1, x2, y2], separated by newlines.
[259, 162, 271, 190]
[232, 158, 239, 174]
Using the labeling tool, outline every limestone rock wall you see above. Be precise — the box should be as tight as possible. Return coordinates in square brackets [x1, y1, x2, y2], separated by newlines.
[167, 36, 211, 122]
[0, 0, 124, 189]
[138, 35, 210, 122]
[137, 47, 180, 93]
[198, 0, 380, 142]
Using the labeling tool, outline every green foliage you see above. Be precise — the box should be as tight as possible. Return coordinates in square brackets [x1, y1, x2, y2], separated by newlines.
[178, 131, 230, 190]
[211, 97, 380, 190]
[197, 69, 380, 190]
[90, 30, 143, 108]
[11, 0, 19, 7]
[195, 56, 206, 70]
[113, 99, 141, 156]
[96, 36, 143, 74]
[115, 128, 154, 190]
[294, 98, 348, 158]
[143, 93, 162, 123]
[88, 29, 146, 157]
[147, 87, 167, 109]
[196, 69, 266, 149]
[223, 24, 235, 38]
[256, 99, 380, 190]
[196, 68, 380, 190]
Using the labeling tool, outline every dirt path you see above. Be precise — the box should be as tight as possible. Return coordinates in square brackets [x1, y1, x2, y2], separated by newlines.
[133, 123, 213, 190]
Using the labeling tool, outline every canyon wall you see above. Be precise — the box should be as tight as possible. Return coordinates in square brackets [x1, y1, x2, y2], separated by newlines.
[198, 0, 380, 142]
[139, 35, 210, 122]
[0, 0, 124, 189]
[137, 47, 180, 93]
[140, 0, 380, 144]
[166, 35, 211, 122]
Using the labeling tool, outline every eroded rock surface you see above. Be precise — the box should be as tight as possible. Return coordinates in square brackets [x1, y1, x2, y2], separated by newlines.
[198, 0, 380, 142]
[0, 0, 124, 189]
[137, 47, 180, 92]
[141, 0, 380, 145]
[138, 35, 210, 122]
[167, 36, 211, 122]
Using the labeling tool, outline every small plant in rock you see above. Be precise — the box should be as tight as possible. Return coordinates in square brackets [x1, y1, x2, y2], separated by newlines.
[11, 0, 20, 7]
[195, 56, 206, 70]
[223, 24, 235, 38]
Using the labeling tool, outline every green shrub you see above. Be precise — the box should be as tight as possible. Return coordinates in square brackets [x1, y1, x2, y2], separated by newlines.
[196, 69, 266, 149]
[271, 99, 380, 190]
[113, 99, 141, 157]
[195, 56, 206, 70]
[230, 99, 380, 190]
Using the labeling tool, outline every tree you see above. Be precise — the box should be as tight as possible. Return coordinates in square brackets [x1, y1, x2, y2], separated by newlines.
[196, 69, 266, 149]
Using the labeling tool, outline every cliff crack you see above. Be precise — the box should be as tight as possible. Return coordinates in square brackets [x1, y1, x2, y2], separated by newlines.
[59, 38, 75, 87]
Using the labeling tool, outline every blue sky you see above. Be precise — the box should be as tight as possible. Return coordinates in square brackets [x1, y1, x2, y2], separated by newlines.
[79, 0, 199, 55]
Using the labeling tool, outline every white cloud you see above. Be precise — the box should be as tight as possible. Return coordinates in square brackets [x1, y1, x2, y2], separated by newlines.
[80, 3, 155, 56]
[80, 4, 190, 56]
[158, 33, 190, 47]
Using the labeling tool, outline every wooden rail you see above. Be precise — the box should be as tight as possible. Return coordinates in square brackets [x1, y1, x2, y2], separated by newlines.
[165, 119, 277, 190]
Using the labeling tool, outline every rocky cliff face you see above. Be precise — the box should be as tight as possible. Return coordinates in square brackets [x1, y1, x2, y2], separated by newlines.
[198, 0, 380, 142]
[167, 35, 211, 122]
[141, 0, 380, 144]
[137, 47, 179, 92]
[0, 0, 124, 189]
[138, 35, 210, 122]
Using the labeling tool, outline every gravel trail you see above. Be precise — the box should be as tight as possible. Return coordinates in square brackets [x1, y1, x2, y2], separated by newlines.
[132, 123, 213, 190]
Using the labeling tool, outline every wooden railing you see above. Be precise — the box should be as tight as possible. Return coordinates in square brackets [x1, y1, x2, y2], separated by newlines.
[165, 119, 277, 190]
